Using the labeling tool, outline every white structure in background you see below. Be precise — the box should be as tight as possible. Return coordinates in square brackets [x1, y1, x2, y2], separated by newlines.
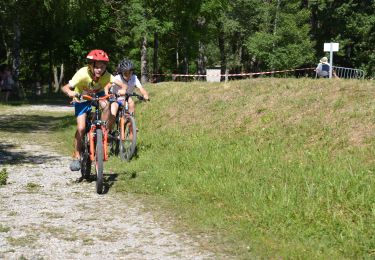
[206, 68, 221, 82]
[324, 42, 339, 78]
[332, 66, 365, 79]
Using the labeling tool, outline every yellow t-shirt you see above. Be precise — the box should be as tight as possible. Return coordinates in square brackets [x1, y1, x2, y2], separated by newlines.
[69, 66, 115, 95]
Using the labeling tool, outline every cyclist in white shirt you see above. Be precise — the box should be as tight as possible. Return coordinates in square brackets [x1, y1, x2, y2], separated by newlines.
[107, 58, 149, 130]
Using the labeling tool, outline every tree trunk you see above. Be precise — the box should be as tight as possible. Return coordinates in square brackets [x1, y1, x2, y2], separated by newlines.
[140, 35, 148, 84]
[0, 25, 10, 63]
[197, 16, 206, 81]
[53, 63, 64, 93]
[153, 32, 159, 83]
[12, 16, 21, 98]
[174, 42, 179, 81]
[239, 44, 244, 79]
[271, 0, 281, 72]
[197, 41, 206, 81]
[183, 56, 188, 82]
[48, 50, 53, 94]
[218, 24, 226, 82]
[59, 63, 64, 86]
[183, 37, 189, 81]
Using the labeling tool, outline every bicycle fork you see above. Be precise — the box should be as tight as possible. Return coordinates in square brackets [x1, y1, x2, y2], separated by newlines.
[88, 125, 109, 161]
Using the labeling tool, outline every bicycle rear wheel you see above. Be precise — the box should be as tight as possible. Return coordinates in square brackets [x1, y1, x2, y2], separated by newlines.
[80, 133, 91, 180]
[119, 116, 137, 161]
[95, 128, 104, 194]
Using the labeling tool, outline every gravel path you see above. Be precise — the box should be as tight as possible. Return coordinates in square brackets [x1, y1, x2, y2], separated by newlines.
[0, 105, 217, 259]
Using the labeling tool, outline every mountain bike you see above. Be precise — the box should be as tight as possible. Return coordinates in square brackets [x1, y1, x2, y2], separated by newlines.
[76, 93, 111, 194]
[109, 93, 146, 161]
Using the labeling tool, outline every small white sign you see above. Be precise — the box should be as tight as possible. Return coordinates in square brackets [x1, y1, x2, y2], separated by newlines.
[324, 43, 339, 52]
[206, 69, 221, 82]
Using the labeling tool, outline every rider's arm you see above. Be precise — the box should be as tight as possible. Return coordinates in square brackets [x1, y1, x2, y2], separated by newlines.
[62, 83, 76, 98]
[104, 82, 112, 95]
[113, 78, 128, 96]
[138, 86, 149, 100]
[134, 76, 149, 100]
[63, 67, 88, 98]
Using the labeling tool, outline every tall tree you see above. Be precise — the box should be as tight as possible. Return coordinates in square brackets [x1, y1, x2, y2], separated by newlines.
[245, 0, 315, 71]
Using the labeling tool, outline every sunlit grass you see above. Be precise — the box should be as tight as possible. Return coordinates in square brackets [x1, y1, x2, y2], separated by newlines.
[0, 168, 8, 186]
[108, 78, 375, 258]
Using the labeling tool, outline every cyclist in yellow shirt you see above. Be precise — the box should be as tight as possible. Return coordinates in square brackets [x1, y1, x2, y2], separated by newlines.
[62, 49, 127, 171]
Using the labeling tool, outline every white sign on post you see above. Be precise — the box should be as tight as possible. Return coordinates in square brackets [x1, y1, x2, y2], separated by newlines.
[323, 42, 339, 78]
[324, 43, 339, 52]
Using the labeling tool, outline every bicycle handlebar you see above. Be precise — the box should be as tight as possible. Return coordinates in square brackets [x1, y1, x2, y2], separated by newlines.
[73, 93, 112, 102]
[108, 91, 150, 102]
[126, 93, 150, 102]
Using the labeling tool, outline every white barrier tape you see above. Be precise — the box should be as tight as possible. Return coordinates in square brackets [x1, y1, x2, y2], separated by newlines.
[150, 68, 315, 77]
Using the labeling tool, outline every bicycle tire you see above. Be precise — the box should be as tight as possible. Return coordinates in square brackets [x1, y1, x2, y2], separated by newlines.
[95, 128, 104, 194]
[119, 115, 137, 161]
[80, 133, 91, 180]
[112, 122, 121, 156]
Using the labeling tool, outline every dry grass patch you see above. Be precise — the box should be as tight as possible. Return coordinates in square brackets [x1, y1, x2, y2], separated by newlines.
[0, 224, 10, 232]
[82, 237, 94, 245]
[8, 211, 17, 216]
[25, 182, 43, 193]
[40, 211, 65, 219]
[7, 234, 38, 247]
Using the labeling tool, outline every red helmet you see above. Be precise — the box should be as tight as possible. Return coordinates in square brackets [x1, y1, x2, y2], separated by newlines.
[86, 49, 109, 62]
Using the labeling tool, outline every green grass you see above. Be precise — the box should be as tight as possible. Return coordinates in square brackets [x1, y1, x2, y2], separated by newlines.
[0, 224, 10, 232]
[0, 168, 8, 186]
[25, 182, 43, 192]
[3, 78, 375, 258]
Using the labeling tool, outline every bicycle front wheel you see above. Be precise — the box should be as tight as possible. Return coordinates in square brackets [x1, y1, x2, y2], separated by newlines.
[119, 116, 137, 161]
[95, 128, 104, 194]
[80, 133, 91, 180]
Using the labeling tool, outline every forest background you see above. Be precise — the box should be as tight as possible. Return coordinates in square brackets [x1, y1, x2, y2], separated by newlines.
[0, 0, 374, 94]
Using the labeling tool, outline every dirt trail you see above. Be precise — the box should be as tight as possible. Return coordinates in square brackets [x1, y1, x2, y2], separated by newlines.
[0, 105, 217, 259]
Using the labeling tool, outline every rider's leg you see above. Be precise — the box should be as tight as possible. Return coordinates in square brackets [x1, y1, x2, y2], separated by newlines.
[128, 97, 135, 116]
[70, 102, 90, 171]
[74, 114, 86, 159]
[127, 97, 136, 139]
[100, 100, 110, 123]
[69, 113, 86, 171]
[106, 101, 118, 130]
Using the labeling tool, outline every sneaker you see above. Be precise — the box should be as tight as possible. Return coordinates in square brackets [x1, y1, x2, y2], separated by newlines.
[69, 159, 81, 171]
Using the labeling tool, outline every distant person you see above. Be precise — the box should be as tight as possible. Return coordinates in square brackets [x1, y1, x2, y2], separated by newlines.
[315, 57, 331, 78]
[1, 65, 15, 102]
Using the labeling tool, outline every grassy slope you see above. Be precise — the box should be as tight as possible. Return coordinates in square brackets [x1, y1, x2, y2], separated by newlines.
[58, 78, 374, 258]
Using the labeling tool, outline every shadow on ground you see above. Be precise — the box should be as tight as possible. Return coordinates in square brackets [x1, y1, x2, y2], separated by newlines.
[1, 93, 69, 106]
[0, 110, 75, 166]
[0, 143, 61, 165]
[76, 173, 119, 194]
[0, 114, 74, 133]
